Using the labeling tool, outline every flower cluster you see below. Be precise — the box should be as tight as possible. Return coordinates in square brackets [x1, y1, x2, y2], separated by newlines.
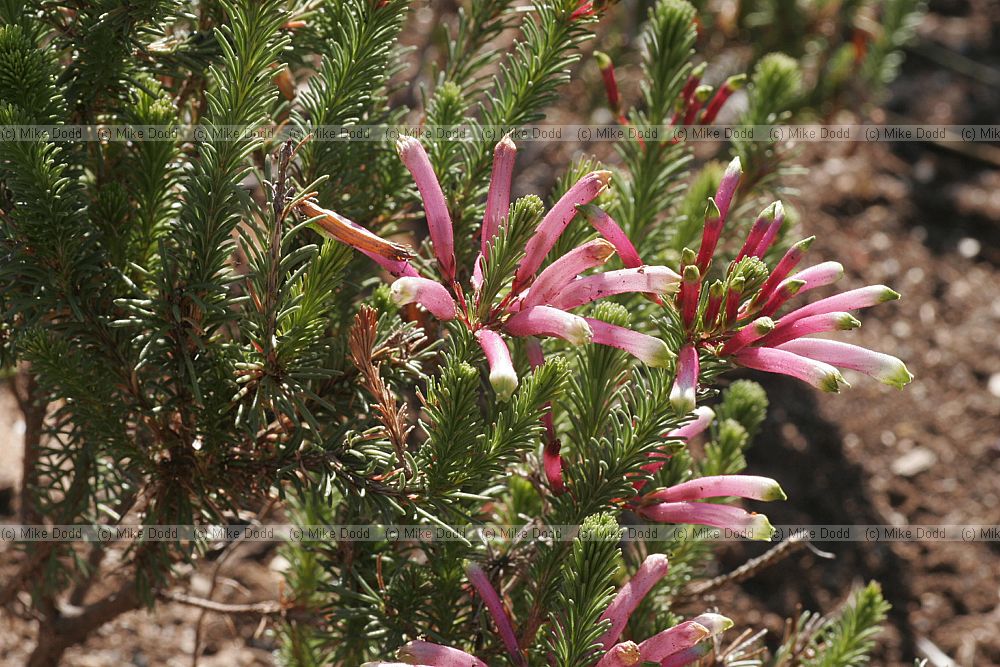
[364, 557, 731, 667]
[298, 136, 681, 398]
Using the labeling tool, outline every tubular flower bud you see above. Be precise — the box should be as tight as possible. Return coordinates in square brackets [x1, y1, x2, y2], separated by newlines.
[514, 170, 612, 289]
[397, 641, 488, 667]
[504, 306, 593, 345]
[669, 345, 699, 414]
[713, 156, 742, 220]
[699, 73, 746, 124]
[390, 277, 457, 320]
[397, 137, 456, 280]
[723, 276, 745, 324]
[595, 641, 641, 667]
[585, 318, 673, 367]
[777, 339, 913, 388]
[777, 285, 900, 327]
[702, 281, 725, 329]
[758, 278, 806, 317]
[475, 329, 518, 401]
[639, 501, 776, 541]
[678, 265, 701, 331]
[734, 346, 849, 393]
[751, 200, 785, 258]
[754, 236, 814, 305]
[598, 554, 670, 649]
[550, 266, 681, 310]
[577, 204, 643, 268]
[646, 475, 786, 503]
[523, 239, 616, 308]
[695, 198, 723, 272]
[734, 202, 779, 262]
[595, 51, 621, 117]
[759, 311, 861, 348]
[719, 316, 776, 356]
[635, 615, 728, 663]
[465, 564, 524, 666]
[482, 136, 517, 257]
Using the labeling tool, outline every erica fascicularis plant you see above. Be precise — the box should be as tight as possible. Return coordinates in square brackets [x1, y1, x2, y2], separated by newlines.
[0, 0, 913, 664]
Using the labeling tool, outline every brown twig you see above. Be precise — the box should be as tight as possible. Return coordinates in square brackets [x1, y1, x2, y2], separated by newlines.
[348, 306, 414, 476]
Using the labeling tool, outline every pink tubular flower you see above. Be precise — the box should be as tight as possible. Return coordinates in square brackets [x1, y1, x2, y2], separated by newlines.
[550, 267, 680, 310]
[598, 554, 670, 649]
[397, 137, 457, 281]
[669, 345, 699, 413]
[577, 204, 644, 268]
[695, 198, 723, 273]
[734, 202, 779, 263]
[751, 200, 785, 258]
[466, 563, 525, 666]
[719, 316, 775, 355]
[514, 170, 613, 290]
[638, 501, 776, 540]
[522, 239, 616, 308]
[753, 236, 814, 305]
[396, 641, 488, 667]
[390, 277, 458, 321]
[481, 135, 517, 257]
[699, 74, 747, 125]
[758, 311, 861, 348]
[635, 614, 732, 662]
[660, 642, 712, 667]
[586, 318, 673, 367]
[505, 306, 593, 345]
[776, 285, 901, 326]
[777, 338, 914, 388]
[636, 405, 715, 491]
[475, 329, 518, 401]
[733, 346, 848, 393]
[645, 475, 786, 503]
[595, 51, 622, 119]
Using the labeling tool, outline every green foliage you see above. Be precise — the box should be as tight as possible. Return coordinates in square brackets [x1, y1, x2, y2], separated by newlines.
[806, 583, 891, 667]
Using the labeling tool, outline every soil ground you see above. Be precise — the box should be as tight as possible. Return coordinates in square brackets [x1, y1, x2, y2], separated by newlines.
[1, 1, 998, 665]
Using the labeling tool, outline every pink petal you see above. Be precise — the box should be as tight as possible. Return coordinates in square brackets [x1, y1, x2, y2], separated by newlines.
[475, 329, 518, 400]
[465, 563, 524, 666]
[760, 311, 860, 348]
[751, 201, 784, 258]
[733, 346, 848, 393]
[634, 616, 726, 663]
[585, 318, 673, 367]
[702, 281, 724, 330]
[397, 137, 456, 280]
[594, 641, 641, 667]
[514, 170, 612, 290]
[754, 236, 814, 305]
[504, 306, 592, 345]
[659, 642, 712, 667]
[669, 345, 699, 413]
[638, 501, 775, 540]
[695, 198, 723, 272]
[668, 405, 716, 441]
[397, 640, 488, 667]
[482, 136, 517, 257]
[734, 203, 778, 263]
[390, 277, 457, 320]
[577, 204, 643, 268]
[713, 156, 742, 220]
[757, 278, 806, 317]
[551, 266, 680, 310]
[522, 239, 616, 309]
[699, 74, 746, 125]
[645, 475, 786, 503]
[777, 285, 901, 326]
[777, 338, 913, 388]
[598, 554, 670, 649]
[719, 316, 776, 356]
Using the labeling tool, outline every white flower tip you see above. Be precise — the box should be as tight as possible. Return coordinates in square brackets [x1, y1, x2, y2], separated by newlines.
[610, 641, 641, 666]
[489, 367, 519, 401]
[394, 135, 421, 156]
[567, 317, 594, 345]
[693, 405, 716, 421]
[593, 169, 614, 189]
[497, 133, 517, 153]
[641, 339, 675, 368]
[725, 155, 742, 177]
[748, 513, 776, 541]
[669, 389, 696, 416]
[773, 200, 785, 219]
[691, 613, 734, 635]
[389, 278, 418, 306]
